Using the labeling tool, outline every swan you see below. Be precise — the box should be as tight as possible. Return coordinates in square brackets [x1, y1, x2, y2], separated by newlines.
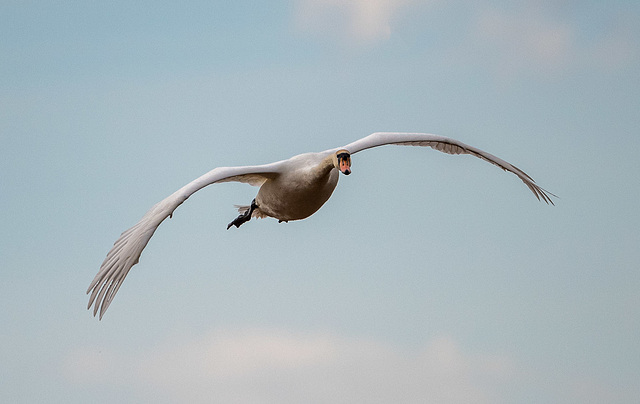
[87, 132, 554, 319]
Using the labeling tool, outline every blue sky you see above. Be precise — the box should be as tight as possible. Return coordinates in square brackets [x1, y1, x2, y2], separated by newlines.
[1, 1, 639, 402]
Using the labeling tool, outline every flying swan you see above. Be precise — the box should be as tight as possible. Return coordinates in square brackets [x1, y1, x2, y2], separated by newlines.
[87, 132, 554, 318]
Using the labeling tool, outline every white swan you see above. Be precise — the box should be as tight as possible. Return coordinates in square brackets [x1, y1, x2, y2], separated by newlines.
[87, 132, 554, 318]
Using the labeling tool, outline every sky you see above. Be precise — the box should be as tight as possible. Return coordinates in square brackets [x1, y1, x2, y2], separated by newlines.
[1, 1, 639, 402]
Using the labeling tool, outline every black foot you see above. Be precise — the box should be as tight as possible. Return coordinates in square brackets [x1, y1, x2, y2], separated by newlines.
[227, 199, 257, 230]
[278, 220, 288, 223]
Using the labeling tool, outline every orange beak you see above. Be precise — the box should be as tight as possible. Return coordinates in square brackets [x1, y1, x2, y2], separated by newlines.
[339, 158, 351, 175]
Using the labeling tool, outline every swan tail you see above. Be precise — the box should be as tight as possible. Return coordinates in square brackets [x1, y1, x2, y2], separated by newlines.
[233, 204, 268, 219]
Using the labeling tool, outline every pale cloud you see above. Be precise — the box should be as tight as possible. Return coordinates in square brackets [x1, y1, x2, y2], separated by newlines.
[294, 0, 416, 44]
[464, 5, 639, 79]
[586, 13, 639, 71]
[292, 0, 639, 77]
[472, 7, 575, 78]
[62, 328, 514, 403]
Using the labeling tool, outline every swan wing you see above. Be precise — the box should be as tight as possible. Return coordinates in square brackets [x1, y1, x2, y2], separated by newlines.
[87, 161, 285, 319]
[337, 132, 554, 204]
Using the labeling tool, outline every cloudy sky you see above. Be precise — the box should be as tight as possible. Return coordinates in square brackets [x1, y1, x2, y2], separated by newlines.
[1, 1, 639, 403]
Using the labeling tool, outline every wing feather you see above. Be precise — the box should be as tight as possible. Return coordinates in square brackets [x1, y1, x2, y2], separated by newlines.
[87, 161, 284, 319]
[336, 132, 555, 204]
[89, 132, 554, 319]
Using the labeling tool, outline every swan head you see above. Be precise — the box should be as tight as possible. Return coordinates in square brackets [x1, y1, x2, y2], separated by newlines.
[334, 150, 351, 175]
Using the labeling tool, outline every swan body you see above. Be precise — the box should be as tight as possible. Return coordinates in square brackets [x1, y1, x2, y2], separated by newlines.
[87, 132, 554, 319]
[252, 152, 341, 221]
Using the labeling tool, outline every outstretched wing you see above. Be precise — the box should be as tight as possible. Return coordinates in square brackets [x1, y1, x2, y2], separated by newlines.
[336, 132, 554, 204]
[87, 161, 285, 319]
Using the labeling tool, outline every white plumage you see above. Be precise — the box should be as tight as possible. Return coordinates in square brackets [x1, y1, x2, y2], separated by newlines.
[87, 132, 554, 319]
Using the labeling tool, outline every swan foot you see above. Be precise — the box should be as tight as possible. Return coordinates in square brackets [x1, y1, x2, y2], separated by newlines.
[278, 220, 288, 223]
[227, 199, 257, 230]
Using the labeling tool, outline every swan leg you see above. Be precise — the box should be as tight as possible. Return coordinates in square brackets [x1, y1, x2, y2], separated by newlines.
[227, 199, 257, 229]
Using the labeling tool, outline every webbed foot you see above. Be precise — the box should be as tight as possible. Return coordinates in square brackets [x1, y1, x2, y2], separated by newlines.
[227, 199, 258, 230]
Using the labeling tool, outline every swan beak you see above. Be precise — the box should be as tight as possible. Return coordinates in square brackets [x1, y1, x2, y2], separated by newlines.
[339, 159, 351, 175]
